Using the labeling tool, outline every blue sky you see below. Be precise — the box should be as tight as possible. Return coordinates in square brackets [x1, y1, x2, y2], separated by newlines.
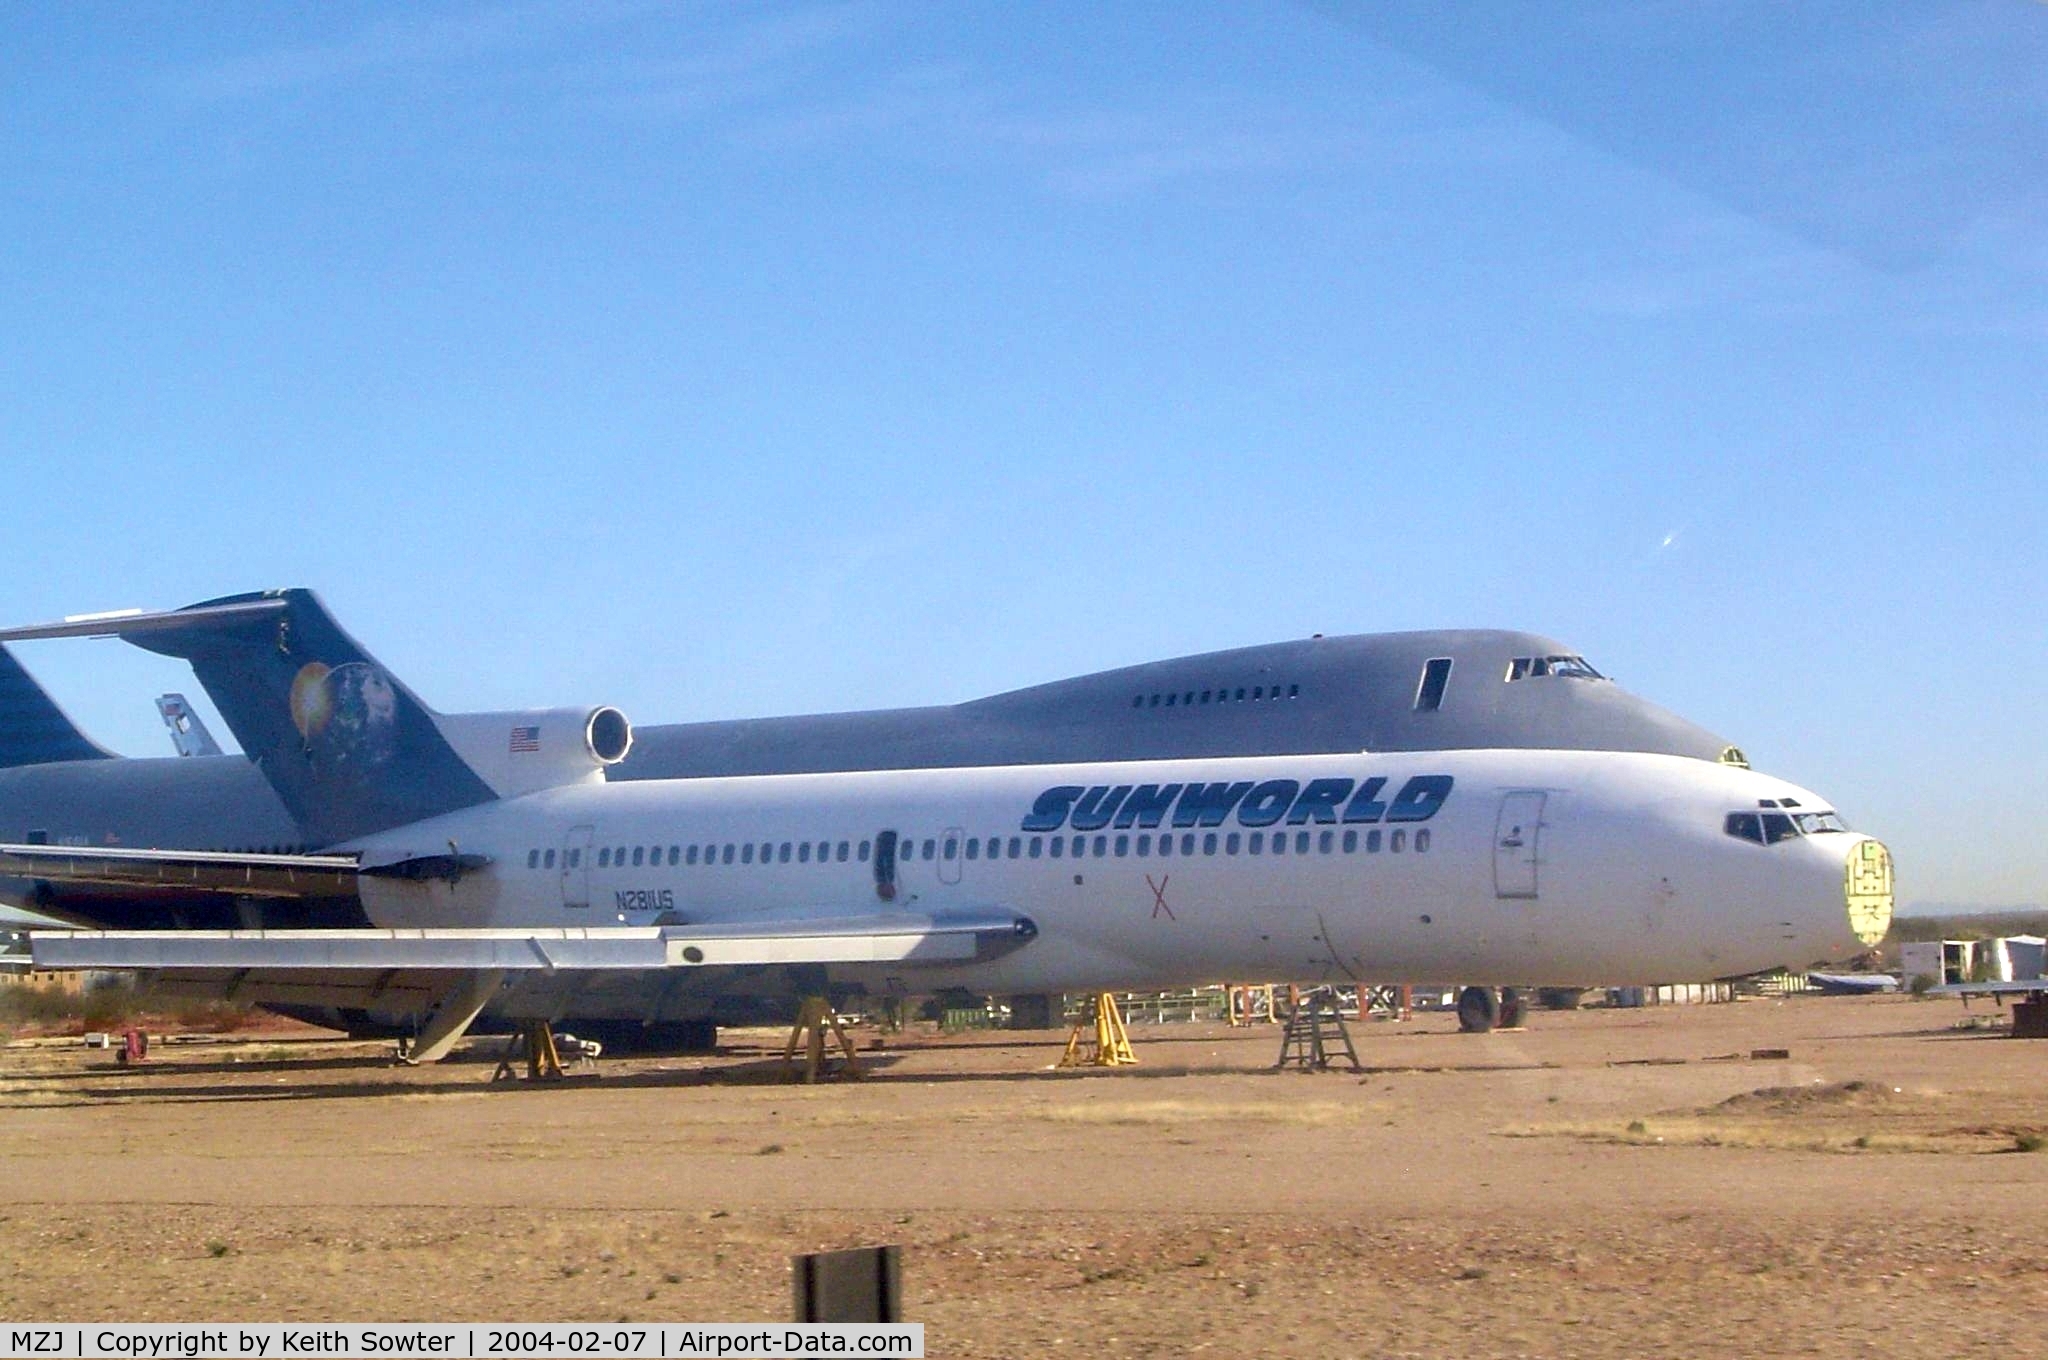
[0, 2, 2042, 910]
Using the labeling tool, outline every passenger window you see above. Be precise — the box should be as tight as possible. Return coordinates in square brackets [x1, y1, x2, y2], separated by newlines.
[1226, 833, 1241, 854]
[598, 848, 611, 867]
[838, 842, 850, 862]
[527, 850, 540, 869]
[1093, 835, 1107, 857]
[1416, 829, 1431, 852]
[1115, 835, 1129, 857]
[686, 846, 699, 866]
[568, 849, 581, 867]
[1200, 690, 1212, 703]
[545, 849, 556, 868]
[1252, 686, 1264, 700]
[1319, 831, 1333, 853]
[779, 843, 791, 863]
[742, 844, 755, 864]
[1270, 833, 1284, 856]
[1030, 837, 1044, 859]
[799, 843, 811, 863]
[1157, 835, 1172, 857]
[921, 839, 935, 861]
[1234, 688, 1246, 701]
[857, 840, 870, 862]
[943, 838, 958, 861]
[1342, 830, 1357, 853]
[1050, 837, 1064, 859]
[1392, 830, 1406, 852]
[632, 847, 644, 866]
[1289, 683, 1300, 698]
[1008, 837, 1021, 858]
[966, 838, 978, 860]
[1367, 830, 1382, 852]
[1201, 834, 1215, 855]
[721, 845, 734, 864]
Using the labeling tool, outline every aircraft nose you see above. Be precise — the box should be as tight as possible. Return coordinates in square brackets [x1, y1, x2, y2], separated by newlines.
[1841, 836, 1895, 949]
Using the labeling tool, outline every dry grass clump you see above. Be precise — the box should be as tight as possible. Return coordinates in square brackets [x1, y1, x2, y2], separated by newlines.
[1039, 1099, 1361, 1127]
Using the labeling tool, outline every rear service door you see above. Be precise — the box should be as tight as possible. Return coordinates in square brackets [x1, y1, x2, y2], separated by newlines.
[1493, 792, 1546, 899]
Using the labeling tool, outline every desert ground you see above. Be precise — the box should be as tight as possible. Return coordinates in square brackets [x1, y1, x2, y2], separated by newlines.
[3, 992, 2046, 1358]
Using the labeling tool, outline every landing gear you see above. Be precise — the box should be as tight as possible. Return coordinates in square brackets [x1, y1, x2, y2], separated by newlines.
[1456, 985, 1498, 1033]
[1456, 985, 1529, 1033]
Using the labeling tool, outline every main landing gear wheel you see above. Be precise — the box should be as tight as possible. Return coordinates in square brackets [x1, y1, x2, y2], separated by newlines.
[1456, 985, 1498, 1033]
[1498, 986, 1529, 1030]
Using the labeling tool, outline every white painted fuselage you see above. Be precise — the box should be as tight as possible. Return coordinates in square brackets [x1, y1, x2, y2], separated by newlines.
[345, 748, 1882, 1000]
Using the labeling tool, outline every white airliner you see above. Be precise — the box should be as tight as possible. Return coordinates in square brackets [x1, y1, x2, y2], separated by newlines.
[3, 594, 1892, 1057]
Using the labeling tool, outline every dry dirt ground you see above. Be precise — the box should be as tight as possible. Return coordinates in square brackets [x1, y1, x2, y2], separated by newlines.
[4, 994, 2048, 1358]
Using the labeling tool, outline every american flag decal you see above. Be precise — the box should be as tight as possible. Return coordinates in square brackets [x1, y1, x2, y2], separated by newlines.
[509, 725, 541, 753]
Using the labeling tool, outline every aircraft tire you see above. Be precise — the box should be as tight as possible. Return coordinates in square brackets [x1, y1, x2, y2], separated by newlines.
[1456, 985, 1498, 1033]
[1498, 987, 1529, 1030]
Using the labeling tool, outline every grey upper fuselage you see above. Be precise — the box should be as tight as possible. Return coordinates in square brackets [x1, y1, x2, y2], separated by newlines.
[0, 628, 1731, 926]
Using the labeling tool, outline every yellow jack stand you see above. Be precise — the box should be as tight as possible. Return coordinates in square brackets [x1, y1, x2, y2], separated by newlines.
[492, 1021, 569, 1082]
[1059, 992, 1138, 1068]
[784, 996, 863, 1083]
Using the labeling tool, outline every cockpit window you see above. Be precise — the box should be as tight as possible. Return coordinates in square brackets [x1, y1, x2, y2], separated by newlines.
[1506, 655, 1605, 681]
[1726, 809, 1846, 843]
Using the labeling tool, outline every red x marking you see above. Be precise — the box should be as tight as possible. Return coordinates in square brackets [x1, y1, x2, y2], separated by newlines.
[1146, 873, 1175, 921]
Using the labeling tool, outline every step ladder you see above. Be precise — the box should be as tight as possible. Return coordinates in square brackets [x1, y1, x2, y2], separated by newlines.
[1275, 987, 1361, 1072]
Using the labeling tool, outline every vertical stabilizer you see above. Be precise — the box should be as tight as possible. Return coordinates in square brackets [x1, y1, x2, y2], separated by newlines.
[0, 590, 499, 846]
[0, 646, 113, 766]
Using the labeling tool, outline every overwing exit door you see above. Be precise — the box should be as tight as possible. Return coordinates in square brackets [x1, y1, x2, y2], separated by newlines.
[1493, 792, 1546, 899]
[561, 824, 594, 909]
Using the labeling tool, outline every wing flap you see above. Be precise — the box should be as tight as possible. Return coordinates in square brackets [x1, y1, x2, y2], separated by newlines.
[30, 911, 1036, 972]
[0, 844, 359, 899]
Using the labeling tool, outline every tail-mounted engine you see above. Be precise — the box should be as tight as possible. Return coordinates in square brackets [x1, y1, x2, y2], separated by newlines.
[433, 705, 634, 799]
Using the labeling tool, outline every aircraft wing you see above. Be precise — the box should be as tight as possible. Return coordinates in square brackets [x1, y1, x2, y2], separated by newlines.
[29, 911, 1037, 972]
[0, 843, 360, 899]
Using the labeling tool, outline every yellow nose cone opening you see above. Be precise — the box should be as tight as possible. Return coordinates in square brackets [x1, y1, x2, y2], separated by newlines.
[1844, 839, 1894, 946]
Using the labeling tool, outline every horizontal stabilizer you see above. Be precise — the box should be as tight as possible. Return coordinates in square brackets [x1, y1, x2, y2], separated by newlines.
[30, 912, 1037, 972]
[0, 843, 358, 899]
[0, 598, 287, 644]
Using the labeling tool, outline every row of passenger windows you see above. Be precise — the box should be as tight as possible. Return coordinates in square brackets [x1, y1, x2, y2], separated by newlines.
[523, 827, 1430, 870]
[1130, 682, 1300, 709]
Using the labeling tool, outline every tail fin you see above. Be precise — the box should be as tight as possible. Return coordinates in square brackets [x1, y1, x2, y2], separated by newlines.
[0, 590, 495, 845]
[0, 646, 113, 767]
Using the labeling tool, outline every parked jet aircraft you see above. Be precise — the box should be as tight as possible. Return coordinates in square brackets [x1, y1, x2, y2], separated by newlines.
[5, 592, 1892, 1055]
[0, 590, 1742, 932]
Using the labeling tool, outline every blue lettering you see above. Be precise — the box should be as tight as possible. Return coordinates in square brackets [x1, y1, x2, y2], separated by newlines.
[1023, 786, 1085, 832]
[1113, 783, 1184, 829]
[1236, 779, 1299, 828]
[1342, 777, 1389, 823]
[1385, 774, 1454, 822]
[1173, 781, 1254, 828]
[1286, 777, 1354, 825]
[1071, 785, 1133, 832]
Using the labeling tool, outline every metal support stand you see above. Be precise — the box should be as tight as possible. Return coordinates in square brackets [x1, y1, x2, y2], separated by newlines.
[784, 996, 863, 1083]
[1059, 992, 1138, 1068]
[1275, 987, 1362, 1072]
[491, 1021, 592, 1082]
